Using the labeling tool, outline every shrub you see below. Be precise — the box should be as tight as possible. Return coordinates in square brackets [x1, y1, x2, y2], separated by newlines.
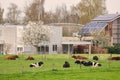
[105, 46, 120, 54]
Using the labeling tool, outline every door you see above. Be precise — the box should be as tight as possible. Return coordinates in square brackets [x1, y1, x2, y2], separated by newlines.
[0, 44, 4, 54]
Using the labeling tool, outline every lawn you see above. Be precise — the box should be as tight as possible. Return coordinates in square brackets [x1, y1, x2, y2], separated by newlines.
[0, 54, 120, 80]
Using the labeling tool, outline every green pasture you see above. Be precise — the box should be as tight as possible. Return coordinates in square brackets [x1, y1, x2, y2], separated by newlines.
[0, 54, 120, 80]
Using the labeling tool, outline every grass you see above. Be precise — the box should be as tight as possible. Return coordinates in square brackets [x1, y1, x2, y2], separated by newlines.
[0, 54, 120, 80]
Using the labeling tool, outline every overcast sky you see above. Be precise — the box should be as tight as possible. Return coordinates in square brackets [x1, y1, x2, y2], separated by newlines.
[0, 0, 120, 17]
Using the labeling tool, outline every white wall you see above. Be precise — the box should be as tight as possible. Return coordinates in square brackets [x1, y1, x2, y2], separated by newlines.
[0, 25, 17, 54]
[49, 26, 62, 54]
[0, 24, 62, 54]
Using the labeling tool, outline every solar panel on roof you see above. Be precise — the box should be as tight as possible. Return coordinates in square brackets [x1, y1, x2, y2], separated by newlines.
[93, 14, 120, 21]
[79, 22, 108, 35]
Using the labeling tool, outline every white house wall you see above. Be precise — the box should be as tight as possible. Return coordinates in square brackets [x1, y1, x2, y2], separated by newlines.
[48, 26, 62, 54]
[22, 25, 62, 54]
[0, 25, 17, 54]
[0, 24, 62, 54]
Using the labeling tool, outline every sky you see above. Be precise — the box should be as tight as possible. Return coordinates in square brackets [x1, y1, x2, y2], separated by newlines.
[0, 0, 120, 17]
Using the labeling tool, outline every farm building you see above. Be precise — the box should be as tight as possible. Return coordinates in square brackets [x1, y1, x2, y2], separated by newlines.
[79, 14, 120, 46]
[0, 24, 62, 54]
[0, 23, 92, 54]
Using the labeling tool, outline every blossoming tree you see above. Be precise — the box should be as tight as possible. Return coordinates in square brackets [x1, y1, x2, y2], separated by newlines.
[22, 21, 52, 54]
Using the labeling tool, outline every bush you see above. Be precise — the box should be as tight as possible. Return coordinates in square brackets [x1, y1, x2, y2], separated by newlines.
[106, 46, 120, 54]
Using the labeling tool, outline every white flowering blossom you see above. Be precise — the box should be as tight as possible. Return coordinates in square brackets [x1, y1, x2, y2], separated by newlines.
[22, 21, 52, 53]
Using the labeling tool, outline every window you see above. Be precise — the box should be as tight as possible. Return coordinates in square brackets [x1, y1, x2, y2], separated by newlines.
[41, 46, 44, 52]
[38, 45, 49, 53]
[37, 47, 41, 52]
[17, 47, 23, 52]
[53, 45, 57, 51]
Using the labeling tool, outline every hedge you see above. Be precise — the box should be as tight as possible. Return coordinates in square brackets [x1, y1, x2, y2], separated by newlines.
[106, 46, 120, 54]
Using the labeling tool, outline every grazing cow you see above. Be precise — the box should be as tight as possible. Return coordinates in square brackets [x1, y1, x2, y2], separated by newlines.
[77, 55, 88, 60]
[75, 60, 81, 64]
[13, 55, 19, 58]
[63, 61, 70, 68]
[93, 56, 99, 61]
[26, 56, 34, 60]
[72, 55, 88, 60]
[30, 61, 43, 67]
[5, 55, 19, 60]
[72, 55, 78, 59]
[92, 62, 102, 67]
[108, 56, 120, 60]
[81, 61, 101, 67]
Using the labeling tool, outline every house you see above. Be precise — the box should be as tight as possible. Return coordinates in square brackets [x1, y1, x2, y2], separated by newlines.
[0, 23, 92, 54]
[49, 23, 92, 54]
[62, 37, 92, 54]
[0, 24, 62, 54]
[79, 14, 120, 46]
[0, 24, 23, 54]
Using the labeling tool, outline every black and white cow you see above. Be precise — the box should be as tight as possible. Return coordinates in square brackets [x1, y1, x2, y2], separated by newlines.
[75, 60, 101, 67]
[29, 61, 44, 68]
[92, 61, 102, 67]
[81, 61, 101, 67]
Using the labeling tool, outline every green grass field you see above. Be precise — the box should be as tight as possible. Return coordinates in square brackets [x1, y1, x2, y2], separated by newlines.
[0, 54, 120, 80]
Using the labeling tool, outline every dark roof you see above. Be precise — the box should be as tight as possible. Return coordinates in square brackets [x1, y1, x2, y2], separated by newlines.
[79, 22, 108, 35]
[93, 14, 120, 22]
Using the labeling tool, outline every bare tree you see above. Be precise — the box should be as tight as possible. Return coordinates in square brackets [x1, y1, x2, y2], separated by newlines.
[73, 0, 107, 24]
[57, 4, 68, 23]
[44, 4, 70, 24]
[22, 21, 52, 54]
[68, 5, 80, 24]
[90, 30, 111, 49]
[6, 3, 21, 24]
[0, 5, 4, 23]
[44, 11, 53, 24]
[24, 0, 45, 23]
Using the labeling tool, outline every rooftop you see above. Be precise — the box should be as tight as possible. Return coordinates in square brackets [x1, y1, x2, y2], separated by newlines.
[49, 23, 84, 27]
[79, 22, 108, 35]
[93, 14, 120, 22]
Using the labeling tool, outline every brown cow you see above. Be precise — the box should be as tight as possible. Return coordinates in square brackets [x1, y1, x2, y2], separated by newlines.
[72, 55, 88, 60]
[108, 56, 120, 60]
[25, 56, 35, 60]
[5, 55, 19, 60]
